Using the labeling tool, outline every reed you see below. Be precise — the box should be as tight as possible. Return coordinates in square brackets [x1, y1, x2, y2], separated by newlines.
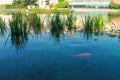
[9, 12, 27, 34]
[82, 15, 105, 39]
[0, 17, 6, 35]
[28, 13, 42, 34]
[82, 16, 93, 40]
[92, 15, 105, 35]
[66, 13, 77, 33]
[50, 12, 65, 42]
[9, 12, 28, 52]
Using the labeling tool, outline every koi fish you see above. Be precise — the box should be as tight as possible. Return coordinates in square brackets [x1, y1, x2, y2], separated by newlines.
[71, 53, 92, 58]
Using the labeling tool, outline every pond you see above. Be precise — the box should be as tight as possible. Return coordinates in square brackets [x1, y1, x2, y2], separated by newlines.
[0, 12, 120, 80]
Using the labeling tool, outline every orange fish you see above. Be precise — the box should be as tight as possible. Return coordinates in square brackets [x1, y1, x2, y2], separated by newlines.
[71, 53, 92, 58]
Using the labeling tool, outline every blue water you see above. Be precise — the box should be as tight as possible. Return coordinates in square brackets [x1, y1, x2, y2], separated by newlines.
[0, 32, 120, 80]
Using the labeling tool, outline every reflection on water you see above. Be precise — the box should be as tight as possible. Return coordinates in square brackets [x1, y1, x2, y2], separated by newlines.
[81, 15, 105, 40]
[50, 12, 65, 42]
[0, 12, 120, 80]
[0, 12, 120, 51]
[0, 17, 6, 35]
[9, 13, 28, 52]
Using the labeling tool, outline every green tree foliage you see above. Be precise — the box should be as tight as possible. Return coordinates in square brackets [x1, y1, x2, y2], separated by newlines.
[58, 0, 64, 2]
[52, 1, 69, 8]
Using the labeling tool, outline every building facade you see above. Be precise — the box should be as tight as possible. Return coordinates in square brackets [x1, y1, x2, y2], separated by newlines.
[69, 0, 111, 8]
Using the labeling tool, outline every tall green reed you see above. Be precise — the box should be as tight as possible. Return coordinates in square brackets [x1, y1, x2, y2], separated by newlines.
[0, 17, 6, 35]
[9, 12, 27, 34]
[28, 13, 42, 34]
[82, 16, 93, 40]
[82, 15, 105, 40]
[66, 13, 77, 33]
[9, 12, 28, 52]
[92, 15, 105, 35]
[50, 12, 65, 42]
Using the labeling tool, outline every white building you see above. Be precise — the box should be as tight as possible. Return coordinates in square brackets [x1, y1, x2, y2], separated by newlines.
[37, 0, 58, 8]
[0, 0, 13, 5]
[69, 0, 111, 8]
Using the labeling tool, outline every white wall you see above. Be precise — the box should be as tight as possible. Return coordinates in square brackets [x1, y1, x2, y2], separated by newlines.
[0, 0, 13, 5]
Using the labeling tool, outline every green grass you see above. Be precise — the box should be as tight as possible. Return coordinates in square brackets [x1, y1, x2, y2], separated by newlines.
[27, 8, 70, 14]
[51, 1, 69, 8]
[108, 13, 120, 21]
[0, 4, 25, 9]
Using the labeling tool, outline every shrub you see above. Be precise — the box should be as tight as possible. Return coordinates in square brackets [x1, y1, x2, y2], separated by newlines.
[51, 1, 69, 8]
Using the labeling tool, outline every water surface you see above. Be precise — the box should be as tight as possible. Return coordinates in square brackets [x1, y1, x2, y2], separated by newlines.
[0, 12, 120, 80]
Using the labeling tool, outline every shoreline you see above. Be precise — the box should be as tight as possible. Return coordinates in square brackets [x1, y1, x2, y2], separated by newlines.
[0, 8, 119, 13]
[72, 8, 119, 12]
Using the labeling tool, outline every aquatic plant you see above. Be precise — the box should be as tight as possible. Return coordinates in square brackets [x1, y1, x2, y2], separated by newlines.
[82, 15, 105, 39]
[82, 16, 93, 40]
[28, 13, 42, 34]
[50, 12, 65, 42]
[0, 17, 6, 35]
[9, 12, 28, 52]
[66, 13, 77, 33]
[92, 15, 105, 35]
[11, 30, 28, 52]
[9, 12, 27, 34]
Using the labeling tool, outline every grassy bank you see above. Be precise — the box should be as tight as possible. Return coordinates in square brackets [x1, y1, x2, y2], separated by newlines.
[0, 4, 25, 9]
[108, 12, 120, 21]
[23, 8, 71, 14]
[109, 0, 120, 9]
